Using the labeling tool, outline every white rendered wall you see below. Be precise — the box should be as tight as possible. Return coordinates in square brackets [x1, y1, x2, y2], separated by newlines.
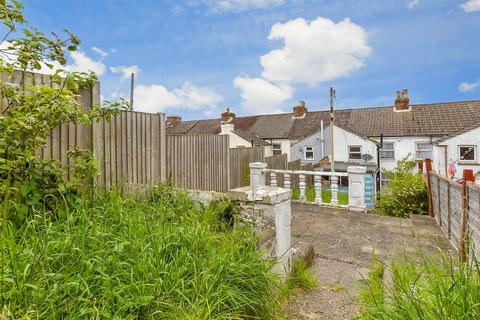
[436, 126, 480, 178]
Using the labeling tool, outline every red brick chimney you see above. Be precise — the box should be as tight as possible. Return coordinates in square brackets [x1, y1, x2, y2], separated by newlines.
[394, 89, 410, 111]
[292, 100, 307, 118]
[221, 107, 236, 123]
[166, 115, 182, 127]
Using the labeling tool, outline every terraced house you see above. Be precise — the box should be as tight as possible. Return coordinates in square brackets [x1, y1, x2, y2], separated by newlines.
[166, 90, 480, 182]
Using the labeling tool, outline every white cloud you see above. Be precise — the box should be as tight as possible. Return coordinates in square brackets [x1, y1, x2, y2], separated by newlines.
[205, 0, 284, 12]
[0, 41, 107, 76]
[134, 82, 222, 113]
[458, 81, 480, 92]
[461, 0, 480, 12]
[233, 76, 293, 114]
[110, 65, 141, 81]
[406, 0, 419, 9]
[66, 51, 106, 76]
[91, 46, 109, 58]
[260, 17, 371, 86]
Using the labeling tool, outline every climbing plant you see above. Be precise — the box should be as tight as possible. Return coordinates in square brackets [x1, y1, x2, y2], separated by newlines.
[0, 0, 129, 223]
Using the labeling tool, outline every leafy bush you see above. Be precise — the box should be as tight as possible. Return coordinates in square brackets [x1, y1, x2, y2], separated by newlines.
[0, 185, 281, 319]
[375, 155, 428, 217]
[0, 0, 128, 224]
[356, 254, 480, 319]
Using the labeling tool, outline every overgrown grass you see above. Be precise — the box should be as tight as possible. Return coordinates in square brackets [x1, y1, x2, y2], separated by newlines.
[291, 188, 349, 205]
[356, 254, 480, 319]
[279, 260, 318, 301]
[0, 185, 281, 319]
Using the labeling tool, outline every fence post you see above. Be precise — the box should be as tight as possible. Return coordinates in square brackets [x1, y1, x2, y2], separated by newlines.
[418, 160, 424, 175]
[425, 159, 434, 217]
[249, 162, 267, 187]
[347, 166, 367, 211]
[460, 169, 474, 262]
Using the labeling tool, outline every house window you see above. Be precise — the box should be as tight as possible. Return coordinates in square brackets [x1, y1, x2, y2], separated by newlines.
[304, 146, 314, 161]
[272, 143, 282, 156]
[415, 142, 432, 159]
[380, 172, 391, 187]
[459, 145, 476, 162]
[348, 145, 362, 161]
[380, 142, 395, 160]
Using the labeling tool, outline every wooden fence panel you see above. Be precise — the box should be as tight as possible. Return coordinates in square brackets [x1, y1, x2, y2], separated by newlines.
[229, 147, 265, 189]
[301, 163, 314, 189]
[468, 185, 480, 255]
[266, 154, 287, 186]
[1, 70, 167, 190]
[94, 111, 166, 188]
[166, 134, 230, 192]
[288, 159, 301, 189]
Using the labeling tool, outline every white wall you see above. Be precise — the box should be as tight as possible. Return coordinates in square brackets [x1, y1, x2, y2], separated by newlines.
[323, 126, 377, 164]
[290, 125, 376, 167]
[267, 139, 291, 160]
[435, 126, 480, 179]
[219, 124, 253, 148]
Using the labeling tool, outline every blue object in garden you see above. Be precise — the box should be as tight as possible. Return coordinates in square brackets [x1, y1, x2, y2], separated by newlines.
[365, 173, 374, 209]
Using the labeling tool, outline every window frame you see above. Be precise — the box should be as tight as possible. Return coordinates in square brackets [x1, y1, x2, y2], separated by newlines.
[348, 145, 362, 161]
[415, 141, 433, 160]
[458, 145, 477, 162]
[380, 142, 395, 160]
[304, 145, 314, 161]
[272, 143, 282, 156]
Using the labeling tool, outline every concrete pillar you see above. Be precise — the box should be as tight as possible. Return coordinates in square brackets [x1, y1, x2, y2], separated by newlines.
[249, 162, 267, 187]
[229, 185, 292, 277]
[347, 166, 367, 212]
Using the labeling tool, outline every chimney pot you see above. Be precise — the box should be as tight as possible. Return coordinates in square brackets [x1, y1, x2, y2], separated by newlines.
[166, 115, 182, 126]
[293, 100, 308, 118]
[394, 88, 410, 111]
[221, 107, 236, 123]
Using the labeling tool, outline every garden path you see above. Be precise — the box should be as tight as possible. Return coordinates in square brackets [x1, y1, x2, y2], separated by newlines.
[286, 203, 455, 320]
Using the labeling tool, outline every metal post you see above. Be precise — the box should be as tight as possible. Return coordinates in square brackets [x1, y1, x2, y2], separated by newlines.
[130, 72, 135, 108]
[330, 87, 335, 172]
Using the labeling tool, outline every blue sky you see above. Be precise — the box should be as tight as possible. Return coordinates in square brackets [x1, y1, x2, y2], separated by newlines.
[18, 0, 480, 119]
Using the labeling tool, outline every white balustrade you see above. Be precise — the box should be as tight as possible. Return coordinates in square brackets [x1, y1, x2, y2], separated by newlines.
[314, 174, 322, 204]
[299, 174, 306, 202]
[270, 172, 277, 187]
[251, 163, 367, 211]
[284, 173, 291, 189]
[330, 176, 339, 206]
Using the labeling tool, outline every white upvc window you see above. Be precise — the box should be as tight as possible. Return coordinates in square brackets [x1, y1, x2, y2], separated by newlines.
[348, 145, 362, 161]
[272, 143, 282, 156]
[380, 172, 391, 187]
[415, 142, 432, 159]
[459, 145, 477, 162]
[380, 142, 395, 160]
[304, 146, 314, 161]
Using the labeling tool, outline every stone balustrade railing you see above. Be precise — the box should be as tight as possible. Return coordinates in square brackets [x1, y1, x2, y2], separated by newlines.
[250, 162, 367, 212]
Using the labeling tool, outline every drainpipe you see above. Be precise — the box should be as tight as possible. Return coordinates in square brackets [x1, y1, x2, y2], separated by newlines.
[376, 134, 383, 194]
[320, 120, 325, 158]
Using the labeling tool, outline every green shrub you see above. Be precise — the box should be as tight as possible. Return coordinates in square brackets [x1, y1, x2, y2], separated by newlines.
[375, 155, 428, 217]
[356, 255, 480, 319]
[0, 185, 281, 319]
[279, 260, 318, 301]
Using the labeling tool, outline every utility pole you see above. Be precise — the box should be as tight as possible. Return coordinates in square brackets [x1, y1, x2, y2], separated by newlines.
[130, 72, 135, 108]
[330, 87, 335, 172]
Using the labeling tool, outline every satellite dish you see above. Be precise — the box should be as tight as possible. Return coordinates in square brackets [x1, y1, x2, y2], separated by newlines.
[361, 153, 373, 162]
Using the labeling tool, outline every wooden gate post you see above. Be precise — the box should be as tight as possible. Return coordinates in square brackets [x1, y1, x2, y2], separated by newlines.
[460, 169, 474, 262]
[425, 159, 434, 217]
